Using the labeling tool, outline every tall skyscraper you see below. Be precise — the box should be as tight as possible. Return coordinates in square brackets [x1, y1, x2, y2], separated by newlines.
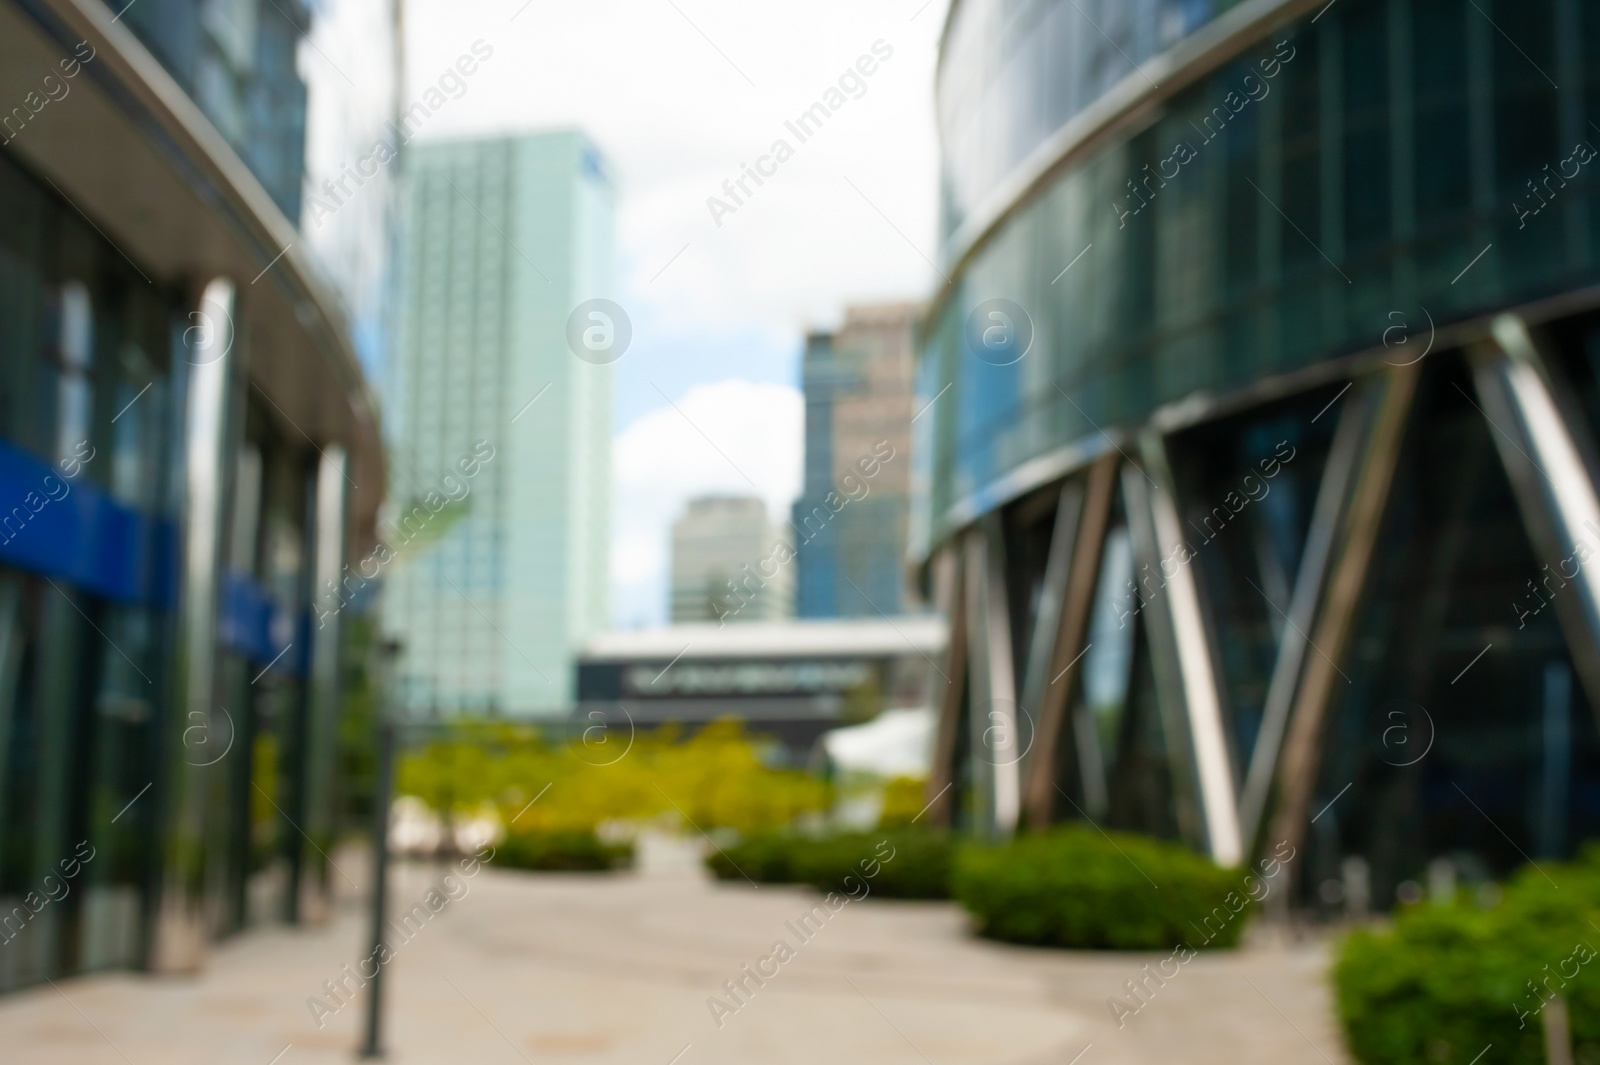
[670, 496, 793, 623]
[387, 132, 614, 717]
[793, 303, 919, 618]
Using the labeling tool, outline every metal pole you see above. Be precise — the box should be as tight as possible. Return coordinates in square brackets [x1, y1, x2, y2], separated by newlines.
[360, 720, 395, 1058]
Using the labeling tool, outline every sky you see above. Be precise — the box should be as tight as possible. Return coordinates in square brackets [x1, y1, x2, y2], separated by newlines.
[400, 0, 949, 628]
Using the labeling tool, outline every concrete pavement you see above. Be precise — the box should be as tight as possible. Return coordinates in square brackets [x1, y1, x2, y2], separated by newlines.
[0, 850, 1351, 1065]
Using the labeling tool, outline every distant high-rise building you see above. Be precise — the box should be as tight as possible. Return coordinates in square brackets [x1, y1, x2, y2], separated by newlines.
[387, 132, 615, 717]
[793, 303, 919, 618]
[672, 497, 793, 623]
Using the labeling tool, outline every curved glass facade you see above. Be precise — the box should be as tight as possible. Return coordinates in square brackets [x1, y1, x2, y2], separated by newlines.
[924, 0, 1600, 906]
[922, 0, 1600, 544]
[112, 0, 311, 220]
[937, 0, 1247, 236]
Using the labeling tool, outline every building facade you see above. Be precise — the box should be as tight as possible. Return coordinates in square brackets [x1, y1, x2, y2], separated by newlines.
[113, 0, 310, 221]
[671, 496, 794, 624]
[576, 616, 944, 759]
[920, 0, 1600, 913]
[0, 0, 386, 990]
[793, 303, 919, 619]
[385, 132, 614, 718]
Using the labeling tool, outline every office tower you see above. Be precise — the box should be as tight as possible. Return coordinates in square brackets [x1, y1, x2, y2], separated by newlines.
[918, 0, 1600, 902]
[794, 303, 918, 618]
[0, 0, 387, 988]
[387, 132, 614, 717]
[671, 496, 793, 623]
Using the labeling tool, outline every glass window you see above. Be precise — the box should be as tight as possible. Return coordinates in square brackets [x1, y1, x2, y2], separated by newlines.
[922, 2, 1600, 538]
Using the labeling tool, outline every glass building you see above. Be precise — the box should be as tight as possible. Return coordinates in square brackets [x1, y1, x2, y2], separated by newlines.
[385, 133, 615, 718]
[114, 0, 311, 221]
[919, 0, 1600, 912]
[0, 0, 387, 989]
[793, 303, 921, 619]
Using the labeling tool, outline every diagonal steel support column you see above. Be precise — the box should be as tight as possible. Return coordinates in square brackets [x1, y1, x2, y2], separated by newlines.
[1015, 480, 1084, 810]
[1021, 455, 1117, 829]
[1469, 315, 1600, 722]
[964, 518, 1022, 835]
[1238, 381, 1375, 853]
[1133, 436, 1243, 865]
[1267, 360, 1421, 864]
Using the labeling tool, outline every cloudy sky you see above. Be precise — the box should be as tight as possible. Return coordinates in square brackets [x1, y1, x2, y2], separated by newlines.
[401, 0, 948, 627]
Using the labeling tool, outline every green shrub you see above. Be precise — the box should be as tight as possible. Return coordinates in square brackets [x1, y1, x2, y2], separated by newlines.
[496, 830, 632, 872]
[953, 826, 1251, 950]
[706, 830, 952, 898]
[708, 832, 798, 883]
[1335, 850, 1600, 1065]
[790, 831, 951, 899]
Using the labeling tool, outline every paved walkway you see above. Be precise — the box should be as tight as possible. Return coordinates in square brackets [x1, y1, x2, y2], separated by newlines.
[0, 853, 1351, 1065]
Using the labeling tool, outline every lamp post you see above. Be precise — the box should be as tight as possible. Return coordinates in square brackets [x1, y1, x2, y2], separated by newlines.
[361, 639, 402, 1058]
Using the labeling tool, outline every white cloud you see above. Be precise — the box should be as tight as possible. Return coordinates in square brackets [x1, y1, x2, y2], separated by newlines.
[402, 0, 947, 399]
[611, 379, 803, 627]
[403, 1, 946, 307]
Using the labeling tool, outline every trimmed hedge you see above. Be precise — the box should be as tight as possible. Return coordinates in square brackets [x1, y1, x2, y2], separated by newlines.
[954, 826, 1259, 950]
[791, 832, 951, 899]
[707, 830, 953, 899]
[1336, 850, 1600, 1065]
[707, 832, 798, 883]
[496, 830, 632, 872]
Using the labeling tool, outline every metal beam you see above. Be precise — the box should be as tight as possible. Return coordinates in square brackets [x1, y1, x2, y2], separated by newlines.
[1122, 463, 1208, 853]
[300, 445, 348, 924]
[964, 520, 1022, 835]
[1238, 380, 1373, 852]
[1469, 315, 1600, 722]
[152, 277, 237, 972]
[1267, 360, 1421, 862]
[1015, 480, 1084, 796]
[1138, 436, 1244, 865]
[1022, 455, 1118, 829]
[922, 546, 966, 828]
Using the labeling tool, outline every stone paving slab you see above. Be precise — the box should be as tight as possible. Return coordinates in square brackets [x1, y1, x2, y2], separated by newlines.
[0, 861, 1351, 1065]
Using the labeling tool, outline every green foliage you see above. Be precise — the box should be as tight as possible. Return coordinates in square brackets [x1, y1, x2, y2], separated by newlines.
[395, 721, 511, 823]
[953, 826, 1250, 950]
[496, 830, 633, 872]
[1336, 849, 1600, 1065]
[706, 830, 951, 898]
[878, 776, 929, 829]
[395, 718, 831, 838]
[790, 831, 952, 899]
[708, 832, 799, 883]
